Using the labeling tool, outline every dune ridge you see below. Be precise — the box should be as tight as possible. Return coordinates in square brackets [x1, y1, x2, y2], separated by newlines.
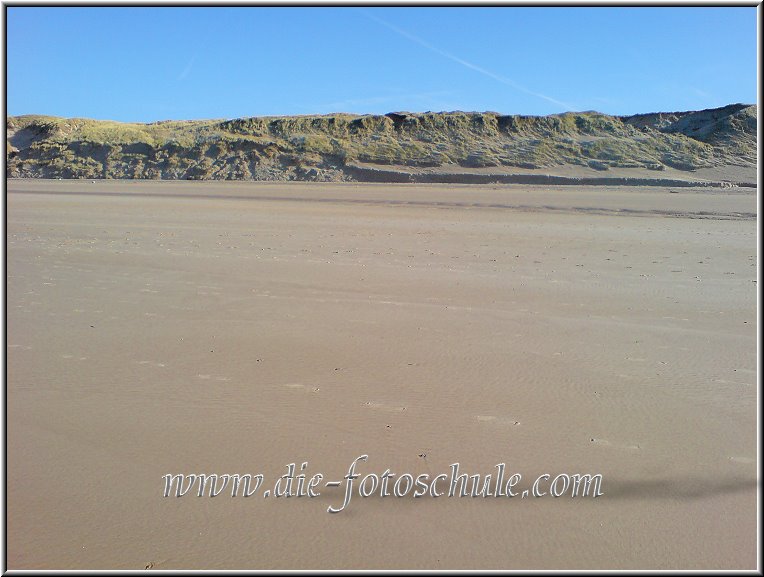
[6, 104, 756, 184]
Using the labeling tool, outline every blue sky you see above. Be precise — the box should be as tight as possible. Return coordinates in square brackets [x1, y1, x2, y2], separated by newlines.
[6, 6, 758, 122]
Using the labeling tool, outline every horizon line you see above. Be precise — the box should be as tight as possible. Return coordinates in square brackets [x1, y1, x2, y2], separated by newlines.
[7, 102, 756, 126]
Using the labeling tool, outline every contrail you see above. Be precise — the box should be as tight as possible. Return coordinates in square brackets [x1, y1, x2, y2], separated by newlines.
[178, 55, 196, 81]
[363, 11, 575, 111]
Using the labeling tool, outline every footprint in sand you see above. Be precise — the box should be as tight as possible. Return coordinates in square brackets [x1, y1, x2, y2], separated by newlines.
[728, 456, 754, 465]
[196, 374, 230, 382]
[364, 401, 406, 412]
[283, 383, 320, 392]
[144, 558, 167, 570]
[137, 360, 167, 368]
[476, 415, 520, 426]
[589, 437, 641, 450]
[713, 379, 752, 387]
[734, 368, 756, 375]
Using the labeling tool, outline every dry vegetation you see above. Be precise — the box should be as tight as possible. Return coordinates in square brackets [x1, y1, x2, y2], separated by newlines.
[6, 104, 756, 182]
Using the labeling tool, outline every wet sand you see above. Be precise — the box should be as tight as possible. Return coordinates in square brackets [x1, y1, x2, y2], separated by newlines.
[5, 179, 758, 569]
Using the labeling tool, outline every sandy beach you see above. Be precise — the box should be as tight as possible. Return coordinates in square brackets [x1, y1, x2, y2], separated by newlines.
[5, 179, 758, 569]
